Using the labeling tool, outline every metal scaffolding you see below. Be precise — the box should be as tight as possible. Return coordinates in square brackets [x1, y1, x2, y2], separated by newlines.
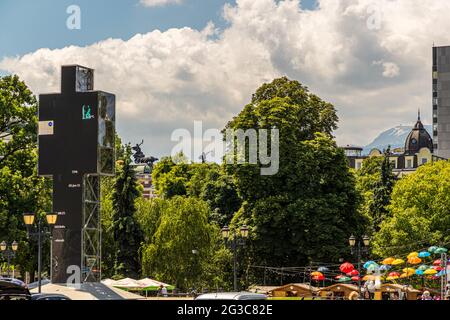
[81, 174, 101, 282]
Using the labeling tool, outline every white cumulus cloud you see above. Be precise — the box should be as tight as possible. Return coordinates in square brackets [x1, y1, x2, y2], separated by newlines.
[1, 0, 450, 156]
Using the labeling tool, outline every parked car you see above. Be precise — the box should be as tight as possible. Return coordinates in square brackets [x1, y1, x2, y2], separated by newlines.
[195, 292, 267, 300]
[31, 293, 71, 300]
[0, 278, 31, 300]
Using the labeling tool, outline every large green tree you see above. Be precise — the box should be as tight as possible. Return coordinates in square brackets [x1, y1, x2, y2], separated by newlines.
[369, 147, 396, 232]
[141, 196, 231, 291]
[225, 77, 366, 280]
[0, 75, 51, 280]
[111, 145, 144, 279]
[152, 158, 241, 226]
[372, 160, 450, 257]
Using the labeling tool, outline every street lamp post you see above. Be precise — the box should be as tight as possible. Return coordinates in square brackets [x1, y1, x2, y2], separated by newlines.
[23, 212, 58, 293]
[349, 235, 370, 298]
[0, 241, 18, 277]
[221, 225, 249, 292]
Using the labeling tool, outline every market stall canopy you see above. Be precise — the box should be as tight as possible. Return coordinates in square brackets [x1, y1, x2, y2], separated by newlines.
[112, 278, 141, 289]
[137, 278, 175, 291]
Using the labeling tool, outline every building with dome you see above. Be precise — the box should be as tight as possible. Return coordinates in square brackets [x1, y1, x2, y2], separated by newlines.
[344, 112, 445, 176]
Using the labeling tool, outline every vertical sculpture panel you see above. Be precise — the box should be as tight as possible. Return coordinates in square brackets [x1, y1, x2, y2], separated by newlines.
[38, 65, 115, 284]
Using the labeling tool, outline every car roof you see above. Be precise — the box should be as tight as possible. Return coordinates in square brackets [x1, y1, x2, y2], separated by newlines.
[195, 292, 267, 300]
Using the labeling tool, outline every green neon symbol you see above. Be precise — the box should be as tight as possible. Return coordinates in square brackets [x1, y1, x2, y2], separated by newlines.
[82, 105, 93, 120]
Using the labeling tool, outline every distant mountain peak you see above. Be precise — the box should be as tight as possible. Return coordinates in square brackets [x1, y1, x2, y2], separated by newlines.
[363, 124, 432, 155]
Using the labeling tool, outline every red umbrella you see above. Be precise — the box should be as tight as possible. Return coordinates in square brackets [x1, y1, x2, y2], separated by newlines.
[433, 259, 441, 266]
[312, 275, 325, 281]
[340, 262, 355, 274]
[351, 276, 359, 281]
[388, 272, 401, 277]
[433, 266, 444, 271]
[347, 269, 359, 276]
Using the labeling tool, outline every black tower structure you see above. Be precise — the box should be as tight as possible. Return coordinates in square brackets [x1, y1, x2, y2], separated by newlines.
[38, 65, 115, 284]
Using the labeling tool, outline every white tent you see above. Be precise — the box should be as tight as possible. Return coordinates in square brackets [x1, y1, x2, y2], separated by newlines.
[137, 278, 172, 288]
[111, 278, 142, 290]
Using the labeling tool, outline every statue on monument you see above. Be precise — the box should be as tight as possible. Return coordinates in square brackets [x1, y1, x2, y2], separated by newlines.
[132, 140, 158, 168]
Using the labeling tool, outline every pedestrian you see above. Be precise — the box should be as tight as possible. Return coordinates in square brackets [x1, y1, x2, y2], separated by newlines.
[161, 285, 168, 297]
[421, 291, 433, 300]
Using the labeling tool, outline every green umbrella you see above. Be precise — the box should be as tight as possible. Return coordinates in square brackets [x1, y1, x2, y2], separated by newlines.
[435, 247, 448, 254]
[418, 265, 429, 271]
[428, 246, 438, 253]
[338, 276, 351, 283]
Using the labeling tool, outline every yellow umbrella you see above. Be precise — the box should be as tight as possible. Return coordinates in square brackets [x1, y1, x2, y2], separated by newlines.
[407, 257, 421, 265]
[386, 276, 399, 281]
[407, 252, 419, 259]
[400, 273, 410, 278]
[382, 257, 395, 265]
[311, 271, 323, 277]
[402, 268, 416, 276]
[392, 259, 405, 265]
[362, 275, 376, 281]
[424, 269, 438, 275]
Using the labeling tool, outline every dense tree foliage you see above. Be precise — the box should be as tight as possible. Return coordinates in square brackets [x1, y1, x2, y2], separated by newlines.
[0, 75, 51, 280]
[141, 196, 231, 290]
[369, 147, 396, 232]
[111, 145, 144, 279]
[152, 158, 241, 226]
[225, 77, 366, 276]
[372, 161, 450, 257]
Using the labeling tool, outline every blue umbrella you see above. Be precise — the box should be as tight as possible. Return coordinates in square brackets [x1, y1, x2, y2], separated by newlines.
[415, 270, 424, 276]
[436, 270, 446, 277]
[367, 264, 379, 273]
[363, 261, 377, 269]
[379, 265, 391, 272]
[418, 251, 430, 258]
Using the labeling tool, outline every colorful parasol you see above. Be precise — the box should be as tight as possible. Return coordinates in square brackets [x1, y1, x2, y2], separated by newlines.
[338, 276, 352, 283]
[415, 270, 424, 276]
[392, 259, 405, 265]
[318, 266, 329, 272]
[435, 247, 448, 254]
[433, 266, 444, 271]
[407, 256, 422, 265]
[401, 268, 415, 277]
[382, 257, 395, 265]
[407, 252, 419, 259]
[351, 276, 359, 281]
[339, 262, 354, 274]
[418, 251, 430, 258]
[428, 246, 438, 253]
[312, 275, 325, 281]
[433, 259, 441, 266]
[363, 261, 377, 269]
[424, 269, 438, 275]
[379, 265, 391, 272]
[418, 265, 429, 271]
[311, 271, 324, 277]
[347, 269, 359, 276]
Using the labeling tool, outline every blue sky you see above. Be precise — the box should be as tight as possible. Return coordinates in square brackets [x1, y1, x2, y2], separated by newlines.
[1, 0, 438, 155]
[0, 0, 317, 58]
